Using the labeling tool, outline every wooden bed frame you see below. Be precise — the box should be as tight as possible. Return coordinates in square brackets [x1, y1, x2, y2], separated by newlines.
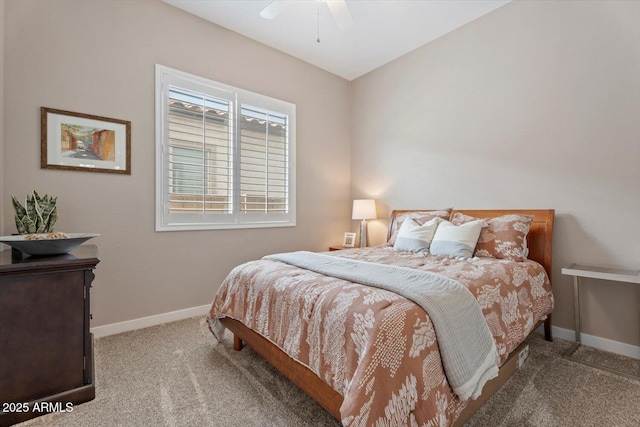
[220, 209, 554, 425]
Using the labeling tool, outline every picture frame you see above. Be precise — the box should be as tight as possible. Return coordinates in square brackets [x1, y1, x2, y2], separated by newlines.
[41, 107, 131, 174]
[342, 232, 356, 248]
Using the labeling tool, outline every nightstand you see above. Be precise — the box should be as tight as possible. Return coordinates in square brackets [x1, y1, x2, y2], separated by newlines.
[329, 246, 346, 251]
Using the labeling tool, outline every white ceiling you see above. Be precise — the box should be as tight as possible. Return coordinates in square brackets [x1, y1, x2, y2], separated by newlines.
[162, 0, 511, 81]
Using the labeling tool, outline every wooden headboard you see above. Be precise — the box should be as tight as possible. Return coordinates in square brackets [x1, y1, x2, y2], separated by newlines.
[388, 209, 555, 277]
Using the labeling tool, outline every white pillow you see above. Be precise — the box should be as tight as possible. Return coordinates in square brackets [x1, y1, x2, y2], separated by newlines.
[393, 217, 442, 253]
[430, 219, 486, 258]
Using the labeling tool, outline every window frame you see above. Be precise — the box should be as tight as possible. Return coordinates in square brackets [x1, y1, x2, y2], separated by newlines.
[155, 65, 296, 231]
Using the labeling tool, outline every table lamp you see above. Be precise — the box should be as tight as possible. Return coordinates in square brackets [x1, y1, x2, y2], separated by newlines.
[352, 199, 376, 248]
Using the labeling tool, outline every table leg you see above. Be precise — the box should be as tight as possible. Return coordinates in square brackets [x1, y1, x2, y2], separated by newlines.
[573, 275, 581, 344]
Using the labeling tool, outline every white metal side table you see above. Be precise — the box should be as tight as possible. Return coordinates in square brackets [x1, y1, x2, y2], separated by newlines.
[561, 263, 640, 379]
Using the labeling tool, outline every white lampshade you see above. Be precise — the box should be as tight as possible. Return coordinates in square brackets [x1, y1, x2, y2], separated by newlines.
[352, 199, 377, 220]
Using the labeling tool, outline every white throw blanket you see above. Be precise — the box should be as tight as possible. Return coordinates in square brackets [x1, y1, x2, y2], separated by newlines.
[264, 251, 499, 401]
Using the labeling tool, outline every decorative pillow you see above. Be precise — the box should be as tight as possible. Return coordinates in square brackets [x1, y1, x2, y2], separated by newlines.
[393, 217, 442, 253]
[388, 209, 452, 245]
[430, 219, 485, 258]
[451, 213, 534, 261]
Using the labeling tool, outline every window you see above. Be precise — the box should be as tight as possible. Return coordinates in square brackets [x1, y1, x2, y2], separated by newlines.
[155, 65, 296, 231]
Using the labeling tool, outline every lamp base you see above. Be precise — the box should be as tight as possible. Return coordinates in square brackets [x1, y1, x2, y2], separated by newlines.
[359, 220, 368, 248]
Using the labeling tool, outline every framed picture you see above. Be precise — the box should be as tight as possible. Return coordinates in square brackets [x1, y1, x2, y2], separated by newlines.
[41, 107, 131, 174]
[342, 232, 356, 248]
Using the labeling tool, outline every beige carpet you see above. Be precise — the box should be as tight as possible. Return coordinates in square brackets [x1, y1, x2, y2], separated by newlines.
[19, 317, 640, 427]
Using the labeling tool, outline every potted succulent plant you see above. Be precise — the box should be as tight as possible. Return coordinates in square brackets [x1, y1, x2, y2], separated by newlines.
[11, 190, 59, 234]
[3, 191, 98, 256]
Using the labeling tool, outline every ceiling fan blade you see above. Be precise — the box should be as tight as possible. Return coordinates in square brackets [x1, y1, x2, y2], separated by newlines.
[326, 0, 354, 31]
[259, 1, 287, 20]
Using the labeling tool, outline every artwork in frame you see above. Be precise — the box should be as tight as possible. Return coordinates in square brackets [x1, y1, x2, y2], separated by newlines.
[41, 107, 131, 174]
[342, 232, 356, 248]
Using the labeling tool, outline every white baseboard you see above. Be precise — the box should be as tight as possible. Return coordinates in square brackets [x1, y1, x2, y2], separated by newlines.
[536, 325, 640, 360]
[92, 307, 640, 361]
[91, 304, 210, 338]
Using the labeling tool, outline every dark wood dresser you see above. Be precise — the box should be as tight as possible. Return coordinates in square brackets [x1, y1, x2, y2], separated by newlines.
[0, 245, 99, 426]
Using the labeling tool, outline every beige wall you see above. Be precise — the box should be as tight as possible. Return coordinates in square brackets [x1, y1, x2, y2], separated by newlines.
[2, 0, 351, 326]
[3, 0, 638, 348]
[352, 1, 640, 346]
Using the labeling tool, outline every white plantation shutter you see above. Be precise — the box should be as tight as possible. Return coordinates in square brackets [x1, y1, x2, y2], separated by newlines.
[156, 65, 295, 231]
[168, 87, 233, 215]
[239, 106, 289, 215]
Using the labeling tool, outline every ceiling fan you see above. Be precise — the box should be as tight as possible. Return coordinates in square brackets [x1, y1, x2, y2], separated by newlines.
[260, 0, 355, 32]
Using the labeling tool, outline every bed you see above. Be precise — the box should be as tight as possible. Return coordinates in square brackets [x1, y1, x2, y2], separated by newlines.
[208, 209, 554, 426]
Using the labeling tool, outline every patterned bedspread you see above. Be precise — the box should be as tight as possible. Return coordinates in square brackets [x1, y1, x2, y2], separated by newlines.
[208, 246, 554, 426]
